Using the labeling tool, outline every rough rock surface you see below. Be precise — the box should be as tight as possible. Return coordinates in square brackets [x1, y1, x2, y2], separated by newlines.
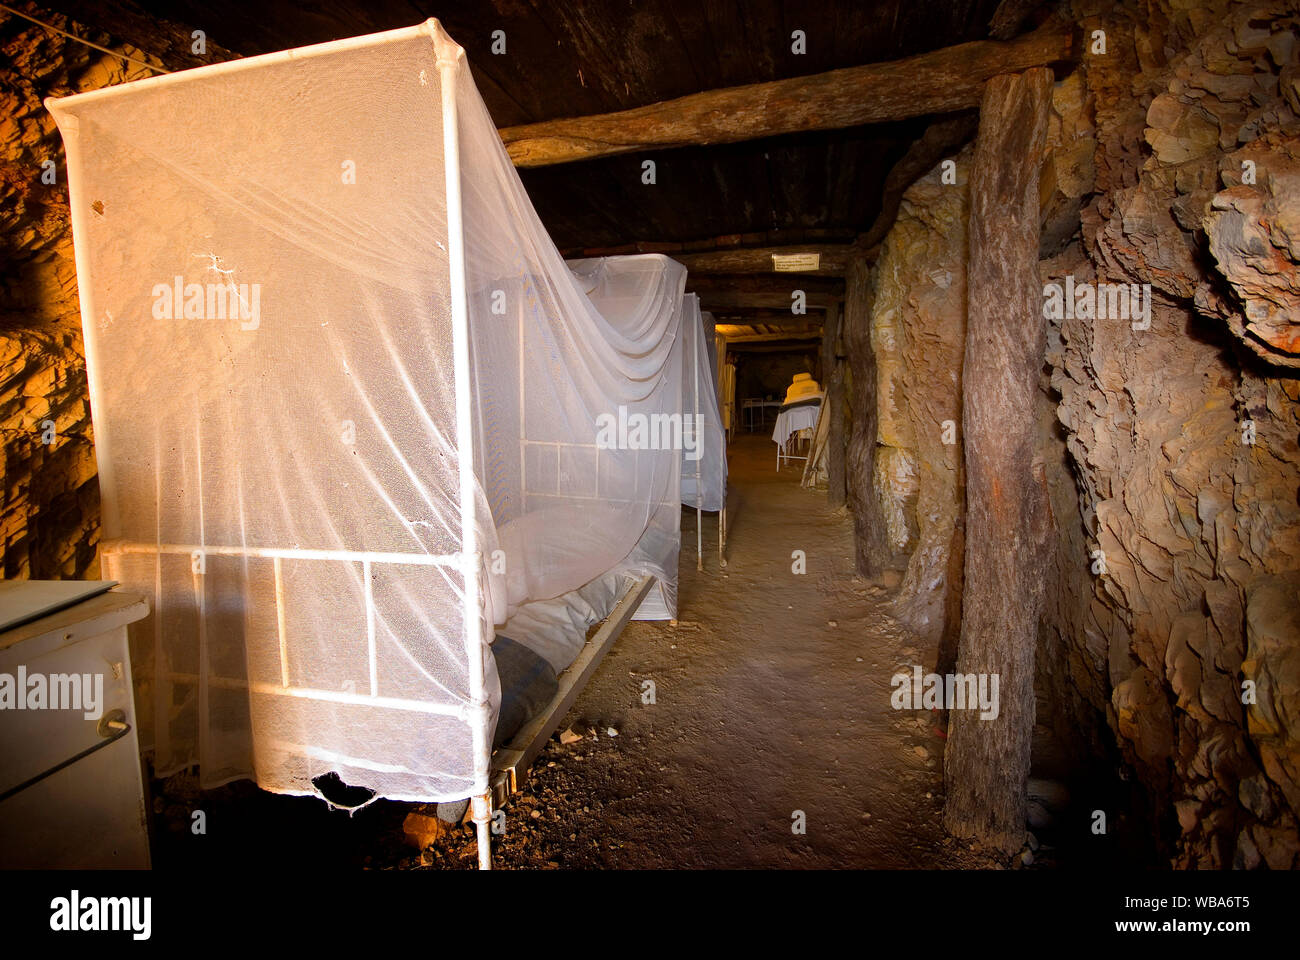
[1, 10, 116, 578]
[852, 0, 1300, 866]
[1037, 0, 1300, 867]
[0, 6, 230, 578]
[3, 0, 1298, 869]
[1201, 135, 1300, 366]
[864, 150, 971, 643]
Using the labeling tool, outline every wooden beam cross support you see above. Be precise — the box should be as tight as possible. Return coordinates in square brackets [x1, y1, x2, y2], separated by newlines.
[500, 25, 1075, 167]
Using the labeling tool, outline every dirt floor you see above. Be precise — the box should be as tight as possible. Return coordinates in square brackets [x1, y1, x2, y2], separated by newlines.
[412, 431, 1005, 869]
[151, 431, 1013, 870]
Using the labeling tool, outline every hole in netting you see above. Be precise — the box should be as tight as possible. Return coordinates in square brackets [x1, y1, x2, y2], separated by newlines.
[311, 772, 377, 813]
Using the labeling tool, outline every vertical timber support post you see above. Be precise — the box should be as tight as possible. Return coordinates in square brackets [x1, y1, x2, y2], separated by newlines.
[843, 255, 885, 577]
[823, 300, 847, 509]
[942, 67, 1053, 854]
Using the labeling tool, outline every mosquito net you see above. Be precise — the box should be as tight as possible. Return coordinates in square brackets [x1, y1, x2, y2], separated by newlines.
[679, 294, 727, 513]
[47, 20, 687, 804]
[702, 309, 721, 399]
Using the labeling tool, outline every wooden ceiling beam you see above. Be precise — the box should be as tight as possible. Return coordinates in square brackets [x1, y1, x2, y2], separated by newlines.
[727, 340, 822, 352]
[724, 331, 823, 343]
[690, 275, 844, 297]
[500, 24, 1075, 167]
[561, 229, 858, 261]
[717, 321, 821, 335]
[712, 310, 826, 326]
[697, 293, 838, 310]
[690, 274, 843, 311]
[673, 244, 851, 276]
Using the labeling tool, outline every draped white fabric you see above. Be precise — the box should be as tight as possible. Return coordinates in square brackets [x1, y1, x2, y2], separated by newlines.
[773, 400, 824, 449]
[48, 20, 686, 804]
[678, 295, 728, 513]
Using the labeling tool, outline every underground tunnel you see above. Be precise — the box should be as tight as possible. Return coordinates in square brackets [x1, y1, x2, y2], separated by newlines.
[0, 0, 1297, 927]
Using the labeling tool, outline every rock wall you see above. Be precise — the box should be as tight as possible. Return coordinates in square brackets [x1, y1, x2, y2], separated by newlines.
[0, 4, 222, 580]
[842, 151, 977, 658]
[4, 0, 1298, 868]
[1037, 0, 1300, 868]
[735, 351, 817, 405]
[1, 10, 115, 579]
[864, 150, 971, 644]
[849, 0, 1300, 866]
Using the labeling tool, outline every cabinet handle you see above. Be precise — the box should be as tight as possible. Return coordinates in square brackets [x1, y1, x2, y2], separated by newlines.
[0, 709, 132, 804]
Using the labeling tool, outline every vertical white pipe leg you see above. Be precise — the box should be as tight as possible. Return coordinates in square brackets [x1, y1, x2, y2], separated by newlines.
[472, 792, 492, 870]
[697, 504, 703, 572]
[694, 304, 702, 572]
[719, 428, 727, 567]
[438, 44, 492, 869]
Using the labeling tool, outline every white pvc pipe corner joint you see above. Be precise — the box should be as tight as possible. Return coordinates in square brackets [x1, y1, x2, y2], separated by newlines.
[437, 38, 493, 871]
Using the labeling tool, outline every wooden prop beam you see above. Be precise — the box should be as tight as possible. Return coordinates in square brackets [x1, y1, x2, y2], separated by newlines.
[989, 0, 1051, 40]
[500, 25, 1075, 167]
[861, 113, 981, 249]
[843, 256, 893, 575]
[942, 68, 1054, 855]
[822, 302, 847, 509]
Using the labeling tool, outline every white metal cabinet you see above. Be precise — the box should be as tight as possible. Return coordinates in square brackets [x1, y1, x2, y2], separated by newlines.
[0, 586, 151, 868]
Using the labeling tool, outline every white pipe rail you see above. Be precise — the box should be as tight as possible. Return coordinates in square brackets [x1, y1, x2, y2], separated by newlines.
[101, 543, 473, 720]
[438, 44, 494, 872]
[694, 302, 703, 572]
[102, 539, 464, 567]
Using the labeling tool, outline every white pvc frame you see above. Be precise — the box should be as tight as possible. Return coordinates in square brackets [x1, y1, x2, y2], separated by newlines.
[693, 298, 703, 572]
[436, 35, 494, 872]
[684, 298, 726, 571]
[58, 21, 498, 869]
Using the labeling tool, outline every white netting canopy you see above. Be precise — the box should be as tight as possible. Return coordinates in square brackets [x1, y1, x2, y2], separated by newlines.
[678, 294, 727, 513]
[48, 20, 689, 805]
